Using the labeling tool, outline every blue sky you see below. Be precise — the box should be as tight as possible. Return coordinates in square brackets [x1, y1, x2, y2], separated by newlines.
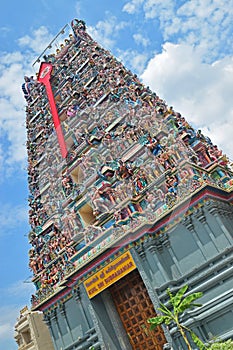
[0, 0, 233, 348]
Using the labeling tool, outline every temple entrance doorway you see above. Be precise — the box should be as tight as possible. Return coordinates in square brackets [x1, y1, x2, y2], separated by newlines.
[109, 269, 167, 350]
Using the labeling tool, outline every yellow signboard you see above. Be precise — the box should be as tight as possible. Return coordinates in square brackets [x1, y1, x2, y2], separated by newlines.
[84, 251, 136, 299]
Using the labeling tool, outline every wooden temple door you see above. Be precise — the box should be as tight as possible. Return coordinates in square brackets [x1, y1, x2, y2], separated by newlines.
[109, 269, 166, 350]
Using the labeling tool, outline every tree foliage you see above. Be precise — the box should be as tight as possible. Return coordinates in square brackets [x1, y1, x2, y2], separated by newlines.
[207, 340, 233, 349]
[147, 285, 206, 349]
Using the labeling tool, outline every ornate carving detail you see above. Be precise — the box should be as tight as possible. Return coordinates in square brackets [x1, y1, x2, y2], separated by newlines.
[194, 207, 206, 224]
[50, 309, 58, 323]
[206, 199, 233, 217]
[59, 302, 66, 317]
[72, 286, 81, 302]
[159, 233, 170, 248]
[43, 313, 51, 327]
[183, 216, 195, 232]
[135, 243, 147, 260]
[147, 233, 170, 252]
[146, 242, 157, 254]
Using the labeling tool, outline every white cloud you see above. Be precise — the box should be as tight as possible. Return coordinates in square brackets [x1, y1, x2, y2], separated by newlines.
[116, 48, 149, 75]
[0, 65, 25, 106]
[18, 26, 54, 55]
[0, 305, 21, 341]
[0, 321, 12, 340]
[87, 15, 128, 50]
[0, 145, 3, 171]
[0, 203, 28, 235]
[0, 26, 55, 175]
[175, 0, 233, 60]
[75, 1, 82, 16]
[133, 33, 150, 47]
[123, 0, 233, 62]
[143, 0, 175, 21]
[141, 42, 233, 159]
[123, 0, 144, 14]
[5, 280, 35, 298]
[0, 51, 24, 66]
[131, 53, 149, 74]
[0, 59, 27, 167]
[0, 26, 11, 40]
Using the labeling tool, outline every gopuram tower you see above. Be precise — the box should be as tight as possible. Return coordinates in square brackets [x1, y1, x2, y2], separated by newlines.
[23, 19, 233, 350]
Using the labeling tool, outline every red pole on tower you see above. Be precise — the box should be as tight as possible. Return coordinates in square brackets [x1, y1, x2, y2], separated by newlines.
[37, 62, 68, 158]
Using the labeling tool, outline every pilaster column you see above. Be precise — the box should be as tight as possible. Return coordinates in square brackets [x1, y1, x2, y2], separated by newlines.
[148, 232, 182, 277]
[162, 233, 183, 276]
[59, 302, 74, 342]
[135, 242, 152, 279]
[206, 201, 232, 245]
[183, 216, 208, 260]
[194, 207, 220, 252]
[72, 286, 91, 328]
[146, 236, 171, 281]
[168, 253, 182, 276]
[43, 313, 56, 346]
[50, 308, 65, 348]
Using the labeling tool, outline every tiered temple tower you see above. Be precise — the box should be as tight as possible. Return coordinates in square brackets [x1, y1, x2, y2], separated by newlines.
[23, 19, 233, 350]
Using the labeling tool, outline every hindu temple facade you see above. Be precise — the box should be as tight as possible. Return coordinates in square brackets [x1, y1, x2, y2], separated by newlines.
[23, 19, 233, 350]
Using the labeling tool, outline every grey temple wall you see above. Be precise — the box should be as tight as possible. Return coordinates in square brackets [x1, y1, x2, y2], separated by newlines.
[44, 199, 233, 350]
[134, 199, 233, 349]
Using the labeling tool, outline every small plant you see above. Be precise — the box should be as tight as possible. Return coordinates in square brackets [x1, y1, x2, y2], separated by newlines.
[207, 340, 233, 349]
[147, 285, 207, 349]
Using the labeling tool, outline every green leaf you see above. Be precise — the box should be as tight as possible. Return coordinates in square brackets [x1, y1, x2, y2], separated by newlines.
[207, 339, 233, 349]
[166, 288, 174, 300]
[148, 316, 166, 324]
[158, 304, 172, 315]
[147, 315, 170, 328]
[169, 285, 189, 309]
[178, 292, 203, 313]
[165, 318, 171, 325]
[190, 331, 207, 350]
[190, 303, 203, 308]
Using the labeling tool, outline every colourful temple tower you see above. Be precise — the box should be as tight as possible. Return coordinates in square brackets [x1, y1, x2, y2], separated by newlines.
[23, 19, 233, 350]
